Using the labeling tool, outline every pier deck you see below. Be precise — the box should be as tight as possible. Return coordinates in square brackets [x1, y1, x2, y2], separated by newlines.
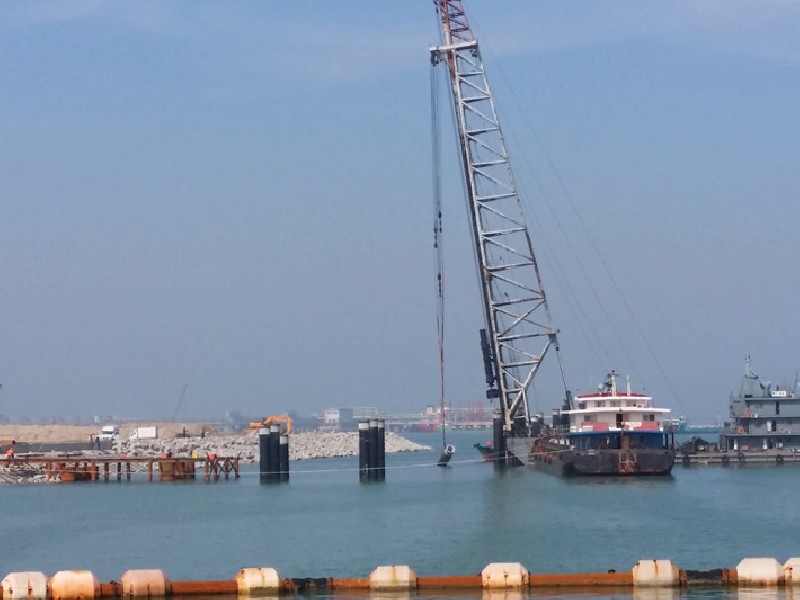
[678, 449, 800, 466]
[3, 455, 239, 482]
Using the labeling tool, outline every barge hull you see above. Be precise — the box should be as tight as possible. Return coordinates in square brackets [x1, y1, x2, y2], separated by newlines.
[506, 436, 674, 476]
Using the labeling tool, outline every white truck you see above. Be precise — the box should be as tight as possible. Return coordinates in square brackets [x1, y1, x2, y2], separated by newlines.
[98, 425, 119, 441]
[129, 426, 158, 441]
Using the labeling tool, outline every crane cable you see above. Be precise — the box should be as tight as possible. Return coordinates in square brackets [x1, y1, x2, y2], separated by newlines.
[431, 60, 447, 451]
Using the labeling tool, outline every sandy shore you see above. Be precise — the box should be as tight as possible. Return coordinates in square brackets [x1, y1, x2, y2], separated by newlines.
[0, 423, 207, 444]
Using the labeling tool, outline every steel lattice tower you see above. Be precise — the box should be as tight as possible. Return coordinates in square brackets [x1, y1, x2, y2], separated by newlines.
[431, 0, 560, 434]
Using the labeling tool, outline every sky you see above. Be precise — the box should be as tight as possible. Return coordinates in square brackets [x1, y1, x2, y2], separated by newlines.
[1, 1, 798, 424]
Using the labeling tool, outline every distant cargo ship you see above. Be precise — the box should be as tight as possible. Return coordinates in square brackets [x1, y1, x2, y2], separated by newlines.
[664, 416, 724, 435]
[409, 423, 439, 433]
[685, 424, 724, 435]
[663, 416, 688, 433]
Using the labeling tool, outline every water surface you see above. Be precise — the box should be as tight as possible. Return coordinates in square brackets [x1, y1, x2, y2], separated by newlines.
[2, 431, 797, 588]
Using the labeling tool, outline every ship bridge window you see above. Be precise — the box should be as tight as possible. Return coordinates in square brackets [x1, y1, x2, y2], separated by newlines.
[627, 401, 636, 407]
[611, 401, 619, 407]
[776, 401, 780, 415]
[628, 435, 645, 449]
[635, 435, 665, 449]
[578, 402, 586, 409]
[597, 401, 606, 408]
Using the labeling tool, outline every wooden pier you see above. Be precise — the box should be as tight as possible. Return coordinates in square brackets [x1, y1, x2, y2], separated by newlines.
[5, 455, 239, 482]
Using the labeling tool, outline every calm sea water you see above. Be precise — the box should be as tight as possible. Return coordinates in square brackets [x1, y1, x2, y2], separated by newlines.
[1, 431, 797, 600]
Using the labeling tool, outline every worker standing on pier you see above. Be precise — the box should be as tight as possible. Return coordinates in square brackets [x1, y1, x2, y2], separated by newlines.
[5, 446, 14, 460]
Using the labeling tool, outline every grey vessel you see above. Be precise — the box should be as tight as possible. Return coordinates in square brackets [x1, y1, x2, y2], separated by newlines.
[721, 356, 800, 454]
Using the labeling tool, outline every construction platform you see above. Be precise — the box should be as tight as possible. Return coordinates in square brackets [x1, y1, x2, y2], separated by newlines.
[3, 455, 239, 482]
[677, 449, 800, 466]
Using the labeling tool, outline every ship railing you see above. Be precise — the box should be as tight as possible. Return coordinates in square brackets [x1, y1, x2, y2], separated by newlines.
[548, 425, 571, 437]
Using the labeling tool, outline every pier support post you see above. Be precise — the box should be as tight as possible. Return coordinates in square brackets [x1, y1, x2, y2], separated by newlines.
[358, 420, 370, 482]
[493, 409, 506, 471]
[368, 419, 379, 481]
[268, 422, 281, 482]
[260, 424, 284, 484]
[279, 434, 289, 482]
[258, 427, 269, 483]
[376, 419, 386, 481]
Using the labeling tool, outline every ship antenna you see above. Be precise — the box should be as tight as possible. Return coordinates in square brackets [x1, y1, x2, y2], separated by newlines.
[745, 355, 758, 379]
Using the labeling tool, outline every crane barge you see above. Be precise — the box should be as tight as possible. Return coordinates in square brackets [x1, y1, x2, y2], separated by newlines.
[430, 0, 566, 467]
[430, 1, 674, 475]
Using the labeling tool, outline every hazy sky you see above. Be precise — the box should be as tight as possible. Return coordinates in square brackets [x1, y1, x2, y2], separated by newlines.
[1, 1, 798, 423]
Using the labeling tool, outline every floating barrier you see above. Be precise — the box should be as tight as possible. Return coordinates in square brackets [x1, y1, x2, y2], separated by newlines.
[4, 558, 800, 598]
[120, 569, 168, 597]
[49, 571, 100, 600]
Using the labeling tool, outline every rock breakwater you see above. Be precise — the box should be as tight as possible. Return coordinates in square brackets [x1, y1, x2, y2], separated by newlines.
[118, 430, 431, 463]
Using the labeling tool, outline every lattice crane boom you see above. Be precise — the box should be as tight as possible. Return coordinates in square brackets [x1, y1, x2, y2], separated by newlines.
[431, 0, 560, 434]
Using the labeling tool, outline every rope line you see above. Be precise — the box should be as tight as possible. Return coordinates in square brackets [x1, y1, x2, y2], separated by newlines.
[431, 60, 449, 450]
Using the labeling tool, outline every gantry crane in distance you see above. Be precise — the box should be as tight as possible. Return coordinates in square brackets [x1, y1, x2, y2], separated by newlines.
[429, 1, 570, 455]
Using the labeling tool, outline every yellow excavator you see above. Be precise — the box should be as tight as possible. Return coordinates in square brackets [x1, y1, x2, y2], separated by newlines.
[248, 415, 292, 434]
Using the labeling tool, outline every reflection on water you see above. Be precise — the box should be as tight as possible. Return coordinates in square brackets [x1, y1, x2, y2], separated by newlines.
[171, 590, 794, 600]
[561, 475, 677, 487]
[371, 591, 792, 600]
